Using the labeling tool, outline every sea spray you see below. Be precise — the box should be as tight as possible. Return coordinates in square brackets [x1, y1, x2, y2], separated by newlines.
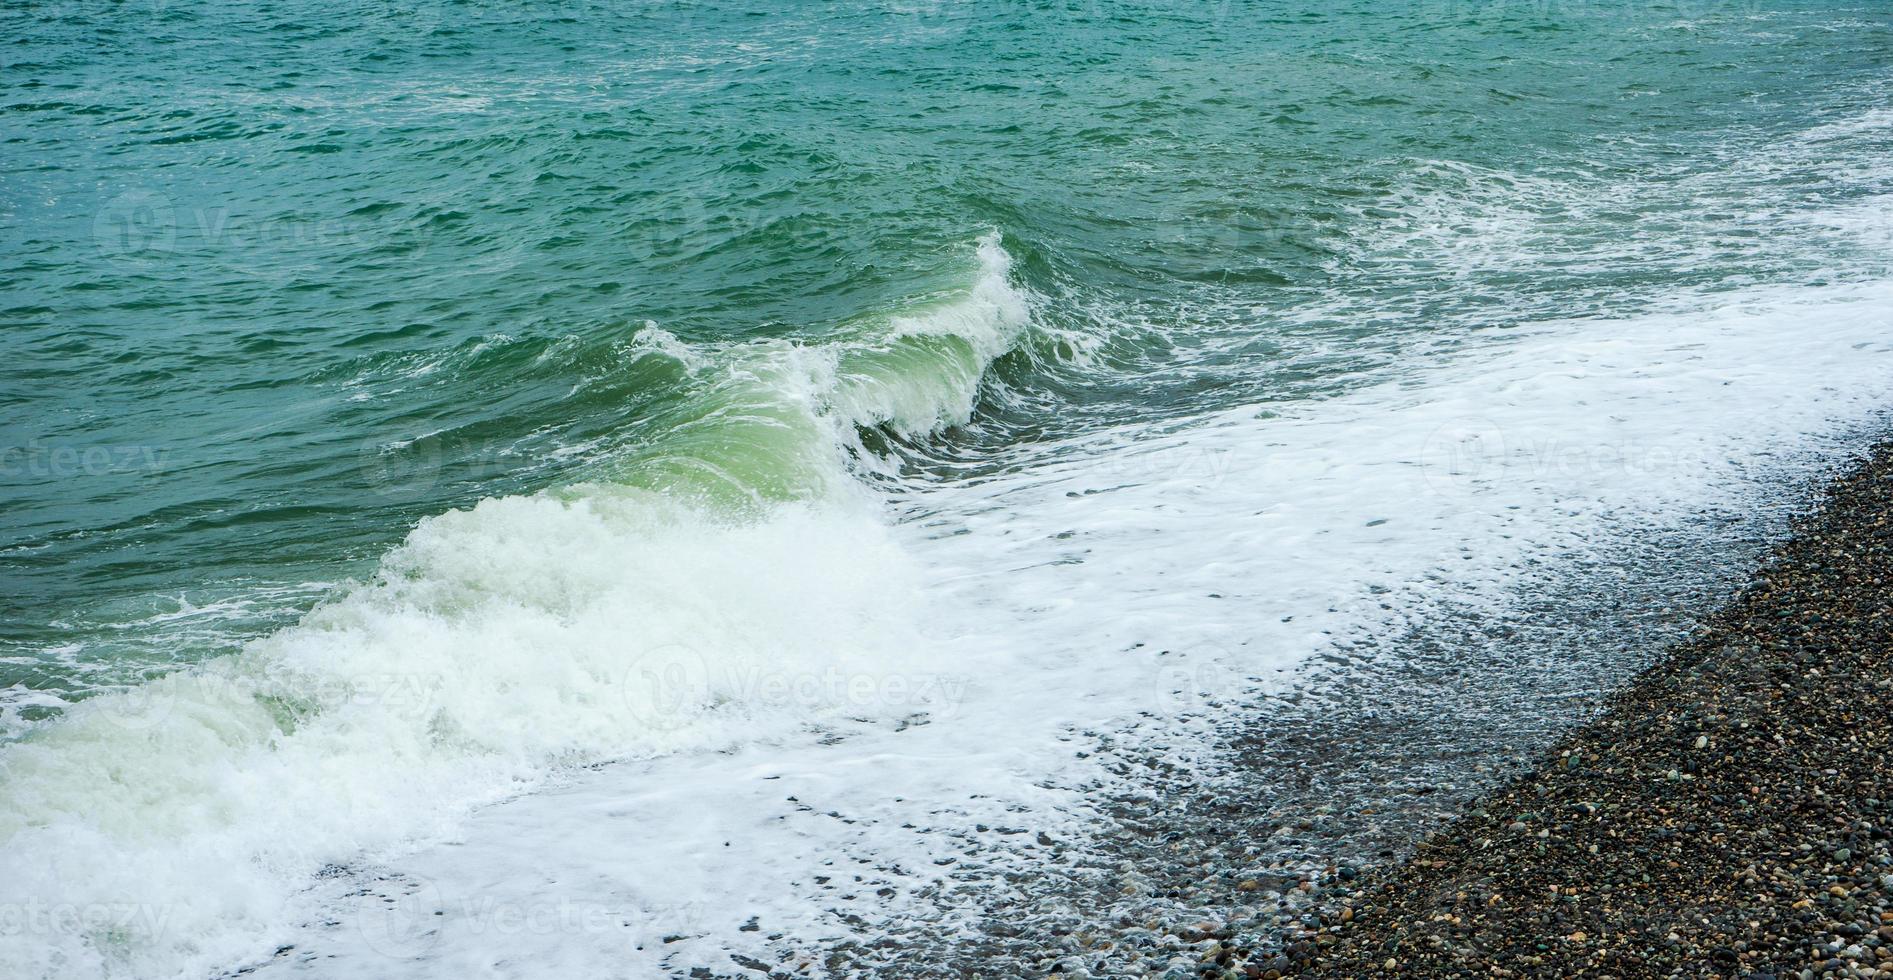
[0, 237, 1030, 980]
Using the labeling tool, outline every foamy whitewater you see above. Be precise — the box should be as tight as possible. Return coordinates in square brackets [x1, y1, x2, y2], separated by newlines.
[7, 3, 1893, 977]
[11, 254, 1893, 977]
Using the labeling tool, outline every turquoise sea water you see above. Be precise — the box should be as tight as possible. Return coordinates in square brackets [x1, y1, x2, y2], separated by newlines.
[7, 0, 1889, 704]
[4, 1, 1893, 976]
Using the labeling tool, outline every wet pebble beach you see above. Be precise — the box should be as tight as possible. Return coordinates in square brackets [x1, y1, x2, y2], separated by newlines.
[835, 438, 1893, 980]
[1179, 443, 1893, 979]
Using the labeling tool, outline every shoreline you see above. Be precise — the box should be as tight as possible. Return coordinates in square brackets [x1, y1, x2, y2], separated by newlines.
[875, 436, 1891, 979]
[861, 435, 1882, 979]
[1219, 442, 1893, 978]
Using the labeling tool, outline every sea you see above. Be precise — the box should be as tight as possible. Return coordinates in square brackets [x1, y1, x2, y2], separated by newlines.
[3, 0, 1891, 976]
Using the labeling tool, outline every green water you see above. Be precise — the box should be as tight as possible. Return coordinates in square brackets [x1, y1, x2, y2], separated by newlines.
[3, 0, 1891, 713]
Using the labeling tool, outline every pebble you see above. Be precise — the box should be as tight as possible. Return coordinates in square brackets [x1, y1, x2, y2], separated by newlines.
[1252, 446, 1893, 978]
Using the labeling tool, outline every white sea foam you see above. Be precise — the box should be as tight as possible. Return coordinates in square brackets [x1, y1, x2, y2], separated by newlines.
[0, 237, 1028, 980]
[6, 232, 1893, 978]
[233, 274, 1893, 980]
[0, 492, 958, 979]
